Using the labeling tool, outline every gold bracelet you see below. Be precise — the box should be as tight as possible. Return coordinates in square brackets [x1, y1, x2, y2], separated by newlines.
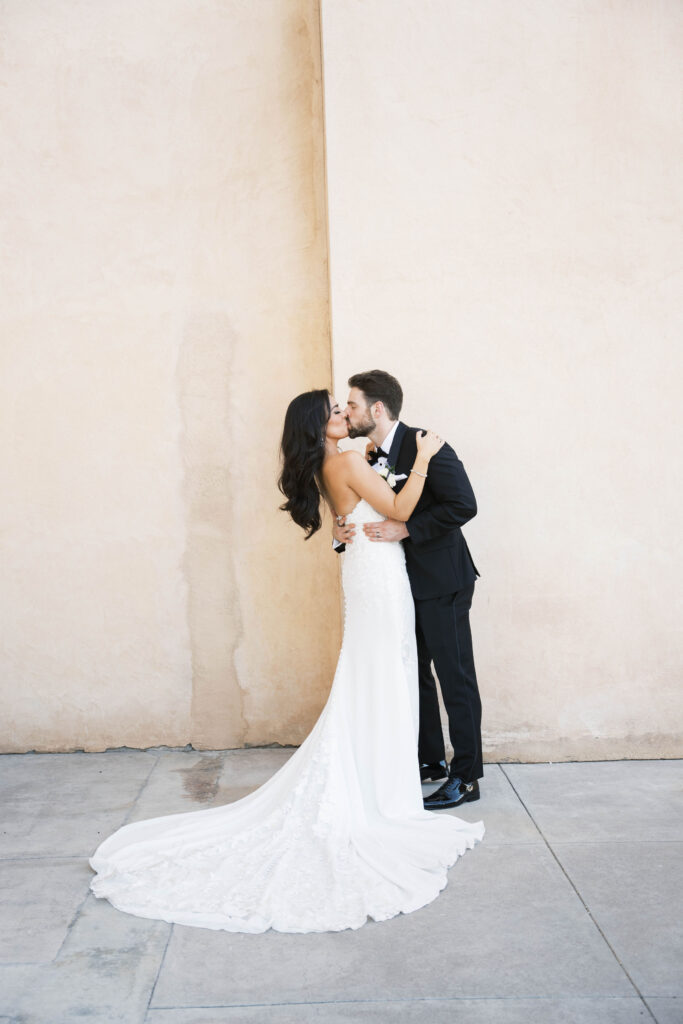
[411, 468, 428, 478]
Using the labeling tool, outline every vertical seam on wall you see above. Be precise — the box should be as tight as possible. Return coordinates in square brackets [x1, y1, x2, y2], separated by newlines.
[316, 0, 344, 612]
[317, 0, 334, 393]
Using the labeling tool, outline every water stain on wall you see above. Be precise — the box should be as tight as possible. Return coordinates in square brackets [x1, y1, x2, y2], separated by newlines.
[177, 313, 248, 750]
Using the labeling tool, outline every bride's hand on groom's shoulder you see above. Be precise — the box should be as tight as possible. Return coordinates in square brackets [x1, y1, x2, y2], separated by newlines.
[416, 429, 445, 460]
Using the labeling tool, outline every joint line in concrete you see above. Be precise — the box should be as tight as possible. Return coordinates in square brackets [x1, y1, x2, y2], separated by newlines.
[498, 764, 658, 1024]
[122, 749, 163, 827]
[146, 923, 174, 1015]
[54, 750, 163, 962]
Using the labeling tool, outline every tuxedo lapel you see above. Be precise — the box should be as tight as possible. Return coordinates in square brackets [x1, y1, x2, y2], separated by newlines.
[387, 421, 408, 468]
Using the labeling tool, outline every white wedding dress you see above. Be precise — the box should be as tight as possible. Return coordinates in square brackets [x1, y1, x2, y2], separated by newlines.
[90, 498, 484, 933]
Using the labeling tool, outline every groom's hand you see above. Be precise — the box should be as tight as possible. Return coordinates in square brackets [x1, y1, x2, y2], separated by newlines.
[364, 519, 409, 542]
[333, 515, 356, 545]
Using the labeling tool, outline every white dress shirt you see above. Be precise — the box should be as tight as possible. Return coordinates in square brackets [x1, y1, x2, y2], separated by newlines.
[374, 421, 399, 468]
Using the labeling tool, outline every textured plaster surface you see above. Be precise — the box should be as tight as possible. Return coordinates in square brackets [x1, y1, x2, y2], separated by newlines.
[3, 0, 682, 757]
[0, 0, 338, 751]
[322, 0, 683, 760]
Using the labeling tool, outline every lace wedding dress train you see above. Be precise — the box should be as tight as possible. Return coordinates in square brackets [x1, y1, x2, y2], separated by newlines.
[90, 499, 484, 933]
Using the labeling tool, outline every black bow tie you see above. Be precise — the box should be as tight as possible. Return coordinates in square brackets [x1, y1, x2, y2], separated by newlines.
[367, 447, 387, 466]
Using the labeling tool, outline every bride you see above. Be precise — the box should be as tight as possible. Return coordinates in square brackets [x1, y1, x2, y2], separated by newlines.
[89, 389, 484, 933]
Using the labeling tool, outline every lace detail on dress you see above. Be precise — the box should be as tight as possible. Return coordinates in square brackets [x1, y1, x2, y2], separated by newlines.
[90, 498, 484, 933]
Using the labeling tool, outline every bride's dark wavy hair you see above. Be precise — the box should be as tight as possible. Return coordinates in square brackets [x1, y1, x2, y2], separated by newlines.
[278, 389, 331, 539]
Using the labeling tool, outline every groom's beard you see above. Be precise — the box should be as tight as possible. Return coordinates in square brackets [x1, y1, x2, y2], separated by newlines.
[347, 411, 375, 439]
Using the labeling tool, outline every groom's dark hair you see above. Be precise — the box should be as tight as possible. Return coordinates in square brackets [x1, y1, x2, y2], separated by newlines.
[348, 370, 403, 421]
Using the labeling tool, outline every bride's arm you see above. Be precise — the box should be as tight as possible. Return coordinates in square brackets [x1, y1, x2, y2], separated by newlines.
[342, 431, 443, 522]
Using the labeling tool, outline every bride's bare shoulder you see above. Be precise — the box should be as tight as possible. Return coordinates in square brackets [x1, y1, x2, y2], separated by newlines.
[325, 450, 363, 475]
[322, 451, 365, 493]
[342, 450, 371, 472]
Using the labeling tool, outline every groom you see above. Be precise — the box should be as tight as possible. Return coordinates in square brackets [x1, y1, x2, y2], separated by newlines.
[333, 370, 483, 808]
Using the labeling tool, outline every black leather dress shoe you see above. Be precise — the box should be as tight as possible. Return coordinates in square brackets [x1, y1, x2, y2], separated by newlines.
[423, 776, 480, 809]
[420, 760, 448, 783]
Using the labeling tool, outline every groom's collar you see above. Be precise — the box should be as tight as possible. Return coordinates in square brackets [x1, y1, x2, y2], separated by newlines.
[378, 421, 400, 457]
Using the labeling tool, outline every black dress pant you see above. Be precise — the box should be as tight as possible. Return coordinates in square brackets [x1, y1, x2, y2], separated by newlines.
[415, 583, 483, 782]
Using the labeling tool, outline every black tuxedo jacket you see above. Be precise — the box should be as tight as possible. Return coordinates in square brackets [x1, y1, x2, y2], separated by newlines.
[385, 422, 479, 601]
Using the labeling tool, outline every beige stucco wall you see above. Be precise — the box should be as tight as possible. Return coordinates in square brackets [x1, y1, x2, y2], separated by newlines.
[1, 0, 340, 752]
[322, 0, 683, 760]
[2, 1, 681, 759]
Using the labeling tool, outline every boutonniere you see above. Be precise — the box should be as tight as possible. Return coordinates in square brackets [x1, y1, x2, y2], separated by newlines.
[378, 465, 407, 490]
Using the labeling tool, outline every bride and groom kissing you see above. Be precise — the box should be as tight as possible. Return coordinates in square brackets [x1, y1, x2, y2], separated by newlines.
[89, 369, 483, 934]
[330, 370, 483, 810]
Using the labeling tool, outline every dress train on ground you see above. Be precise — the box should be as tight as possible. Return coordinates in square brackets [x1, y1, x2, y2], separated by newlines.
[90, 499, 483, 932]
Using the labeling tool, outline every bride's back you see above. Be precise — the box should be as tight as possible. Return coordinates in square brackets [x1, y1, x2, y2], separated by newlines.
[320, 450, 366, 516]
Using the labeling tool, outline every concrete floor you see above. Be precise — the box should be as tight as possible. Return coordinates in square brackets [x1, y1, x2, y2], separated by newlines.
[0, 749, 681, 1024]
